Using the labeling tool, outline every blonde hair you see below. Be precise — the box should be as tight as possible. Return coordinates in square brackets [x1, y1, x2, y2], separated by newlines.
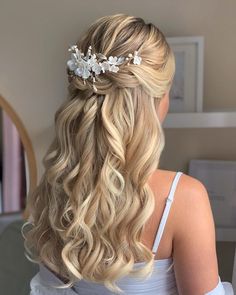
[22, 13, 175, 294]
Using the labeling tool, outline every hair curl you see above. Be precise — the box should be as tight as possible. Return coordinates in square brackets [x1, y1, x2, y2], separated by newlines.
[22, 13, 175, 294]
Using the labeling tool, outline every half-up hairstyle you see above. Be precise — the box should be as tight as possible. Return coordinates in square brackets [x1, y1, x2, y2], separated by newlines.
[22, 13, 175, 294]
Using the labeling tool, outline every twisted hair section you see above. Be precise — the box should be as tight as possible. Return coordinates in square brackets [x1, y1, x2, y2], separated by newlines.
[22, 13, 175, 294]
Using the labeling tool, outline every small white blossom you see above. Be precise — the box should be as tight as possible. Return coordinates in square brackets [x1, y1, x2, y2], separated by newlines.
[108, 56, 118, 65]
[108, 56, 125, 72]
[92, 63, 102, 75]
[74, 61, 90, 79]
[108, 56, 124, 66]
[99, 61, 110, 73]
[109, 64, 119, 73]
[67, 59, 77, 71]
[133, 51, 142, 65]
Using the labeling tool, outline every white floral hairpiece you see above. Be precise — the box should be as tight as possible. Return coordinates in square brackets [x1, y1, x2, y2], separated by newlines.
[67, 44, 142, 92]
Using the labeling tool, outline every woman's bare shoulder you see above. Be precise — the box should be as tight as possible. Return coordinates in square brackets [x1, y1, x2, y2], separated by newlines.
[161, 171, 219, 294]
[157, 168, 213, 234]
[156, 168, 207, 196]
[150, 171, 215, 242]
[152, 169, 210, 221]
[175, 171, 210, 207]
[156, 170, 219, 294]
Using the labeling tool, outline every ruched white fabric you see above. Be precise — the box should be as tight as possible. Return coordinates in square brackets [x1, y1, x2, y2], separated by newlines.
[29, 171, 235, 295]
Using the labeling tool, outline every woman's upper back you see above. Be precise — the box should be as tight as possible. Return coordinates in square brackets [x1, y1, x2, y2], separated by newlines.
[158, 170, 231, 294]
[29, 170, 234, 294]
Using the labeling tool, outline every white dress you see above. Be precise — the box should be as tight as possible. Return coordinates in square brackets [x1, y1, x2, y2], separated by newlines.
[29, 171, 234, 294]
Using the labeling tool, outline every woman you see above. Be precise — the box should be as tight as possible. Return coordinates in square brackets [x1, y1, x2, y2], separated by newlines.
[23, 13, 234, 294]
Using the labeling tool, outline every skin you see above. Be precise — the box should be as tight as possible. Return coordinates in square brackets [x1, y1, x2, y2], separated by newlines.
[146, 90, 221, 294]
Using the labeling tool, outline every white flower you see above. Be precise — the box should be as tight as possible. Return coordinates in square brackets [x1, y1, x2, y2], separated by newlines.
[67, 59, 77, 71]
[108, 56, 118, 65]
[86, 55, 102, 75]
[108, 56, 125, 72]
[92, 63, 102, 75]
[133, 51, 142, 65]
[74, 61, 90, 79]
[108, 56, 125, 66]
[99, 61, 110, 73]
[109, 64, 119, 73]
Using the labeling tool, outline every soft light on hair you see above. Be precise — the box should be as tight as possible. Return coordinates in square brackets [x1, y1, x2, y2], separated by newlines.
[22, 13, 175, 294]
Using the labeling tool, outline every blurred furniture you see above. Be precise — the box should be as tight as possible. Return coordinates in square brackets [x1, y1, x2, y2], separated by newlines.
[163, 112, 236, 128]
[0, 94, 37, 220]
[0, 217, 39, 295]
[189, 159, 236, 242]
[0, 94, 38, 294]
[0, 211, 22, 234]
[216, 241, 236, 292]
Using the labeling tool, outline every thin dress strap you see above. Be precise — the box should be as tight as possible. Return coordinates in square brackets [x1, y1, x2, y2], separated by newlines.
[152, 171, 183, 254]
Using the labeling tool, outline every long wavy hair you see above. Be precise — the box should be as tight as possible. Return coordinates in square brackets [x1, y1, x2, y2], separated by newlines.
[22, 13, 175, 294]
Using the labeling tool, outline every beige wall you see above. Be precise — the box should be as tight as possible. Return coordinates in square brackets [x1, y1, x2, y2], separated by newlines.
[0, 0, 235, 176]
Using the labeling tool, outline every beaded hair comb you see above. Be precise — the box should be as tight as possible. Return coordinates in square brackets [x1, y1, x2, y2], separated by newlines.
[67, 44, 142, 92]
